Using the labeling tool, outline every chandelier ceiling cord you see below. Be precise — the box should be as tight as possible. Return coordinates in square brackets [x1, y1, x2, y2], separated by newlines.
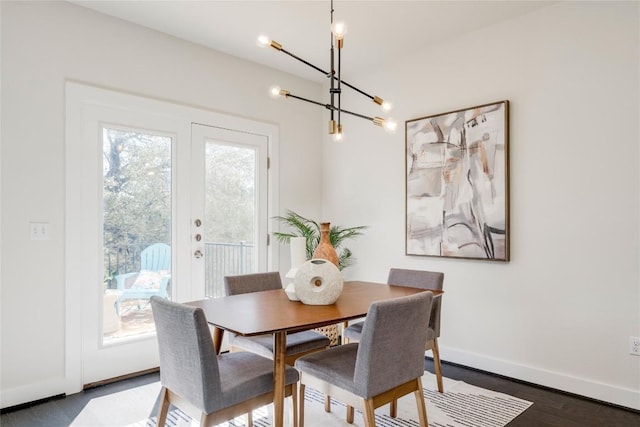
[257, 0, 397, 141]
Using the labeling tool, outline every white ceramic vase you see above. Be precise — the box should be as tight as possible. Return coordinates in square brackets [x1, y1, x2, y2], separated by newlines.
[285, 236, 307, 301]
[294, 259, 343, 305]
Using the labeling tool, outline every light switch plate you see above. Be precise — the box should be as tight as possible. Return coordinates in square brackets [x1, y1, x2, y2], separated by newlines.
[631, 336, 640, 356]
[29, 222, 50, 241]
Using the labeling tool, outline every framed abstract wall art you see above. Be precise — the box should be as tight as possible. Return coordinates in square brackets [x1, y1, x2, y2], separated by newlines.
[405, 100, 510, 261]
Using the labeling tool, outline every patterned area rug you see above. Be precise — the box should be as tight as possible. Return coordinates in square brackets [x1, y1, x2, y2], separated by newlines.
[130, 372, 532, 427]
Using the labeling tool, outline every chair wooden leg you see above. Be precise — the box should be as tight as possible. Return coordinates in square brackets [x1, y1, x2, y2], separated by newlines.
[247, 410, 253, 427]
[342, 321, 349, 344]
[432, 338, 444, 393]
[346, 405, 355, 424]
[414, 378, 429, 427]
[299, 383, 306, 427]
[362, 399, 376, 427]
[156, 387, 170, 427]
[324, 395, 331, 412]
[291, 383, 298, 427]
[389, 398, 397, 417]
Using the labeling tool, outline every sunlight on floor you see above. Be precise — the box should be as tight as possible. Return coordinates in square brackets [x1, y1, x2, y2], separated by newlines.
[70, 382, 161, 426]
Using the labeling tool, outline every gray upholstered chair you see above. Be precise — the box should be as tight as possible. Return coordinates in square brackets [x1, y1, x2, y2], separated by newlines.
[224, 272, 331, 366]
[150, 296, 299, 427]
[295, 291, 433, 427]
[344, 268, 445, 394]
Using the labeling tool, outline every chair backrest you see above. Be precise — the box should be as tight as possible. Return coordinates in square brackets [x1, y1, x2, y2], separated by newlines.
[150, 296, 223, 414]
[387, 268, 444, 337]
[353, 291, 433, 398]
[140, 243, 171, 271]
[224, 271, 282, 296]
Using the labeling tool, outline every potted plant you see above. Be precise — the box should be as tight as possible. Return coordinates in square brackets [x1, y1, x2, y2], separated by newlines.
[272, 210, 367, 270]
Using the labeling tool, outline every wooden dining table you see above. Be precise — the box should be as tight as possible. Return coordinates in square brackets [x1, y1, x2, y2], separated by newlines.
[187, 280, 442, 427]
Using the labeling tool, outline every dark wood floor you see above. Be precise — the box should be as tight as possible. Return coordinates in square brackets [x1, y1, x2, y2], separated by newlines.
[2, 358, 638, 426]
[430, 359, 640, 427]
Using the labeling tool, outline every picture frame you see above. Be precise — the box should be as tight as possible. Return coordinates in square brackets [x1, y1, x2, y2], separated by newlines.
[405, 100, 510, 261]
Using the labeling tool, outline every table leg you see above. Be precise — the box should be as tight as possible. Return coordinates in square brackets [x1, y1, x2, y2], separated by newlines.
[212, 327, 224, 354]
[273, 331, 286, 427]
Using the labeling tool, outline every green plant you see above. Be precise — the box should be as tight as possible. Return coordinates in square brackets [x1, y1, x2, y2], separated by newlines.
[272, 210, 367, 270]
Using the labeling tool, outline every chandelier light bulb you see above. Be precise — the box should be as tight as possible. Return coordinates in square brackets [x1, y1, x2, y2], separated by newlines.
[269, 85, 282, 99]
[333, 131, 344, 142]
[256, 35, 271, 48]
[332, 21, 347, 40]
[381, 101, 393, 112]
[383, 118, 398, 134]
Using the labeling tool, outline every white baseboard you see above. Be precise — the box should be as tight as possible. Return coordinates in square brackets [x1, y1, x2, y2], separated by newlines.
[3, 347, 638, 412]
[439, 345, 640, 411]
[0, 377, 67, 410]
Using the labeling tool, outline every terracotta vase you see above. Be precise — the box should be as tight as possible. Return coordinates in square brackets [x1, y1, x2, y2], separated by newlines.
[312, 222, 339, 268]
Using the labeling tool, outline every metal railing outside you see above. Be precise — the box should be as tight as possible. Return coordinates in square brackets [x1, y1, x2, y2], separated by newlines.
[104, 243, 150, 288]
[104, 241, 255, 297]
[205, 241, 255, 298]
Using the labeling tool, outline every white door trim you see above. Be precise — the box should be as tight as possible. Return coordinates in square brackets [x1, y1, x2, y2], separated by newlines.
[64, 81, 279, 394]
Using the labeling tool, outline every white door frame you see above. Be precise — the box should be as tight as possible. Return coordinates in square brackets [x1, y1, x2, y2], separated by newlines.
[64, 82, 279, 394]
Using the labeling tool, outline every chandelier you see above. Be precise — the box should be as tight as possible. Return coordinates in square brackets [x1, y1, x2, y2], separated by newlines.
[257, 0, 397, 141]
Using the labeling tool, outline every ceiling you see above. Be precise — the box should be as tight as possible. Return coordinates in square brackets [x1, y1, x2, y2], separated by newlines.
[70, 0, 555, 83]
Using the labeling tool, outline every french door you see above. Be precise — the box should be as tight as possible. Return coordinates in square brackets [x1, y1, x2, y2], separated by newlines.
[190, 124, 269, 300]
[65, 83, 277, 391]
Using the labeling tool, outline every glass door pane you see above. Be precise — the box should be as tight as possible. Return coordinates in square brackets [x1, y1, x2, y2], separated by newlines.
[102, 127, 172, 342]
[204, 143, 257, 297]
[191, 124, 268, 299]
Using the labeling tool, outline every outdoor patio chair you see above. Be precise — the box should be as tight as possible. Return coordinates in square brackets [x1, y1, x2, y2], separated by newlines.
[115, 243, 171, 315]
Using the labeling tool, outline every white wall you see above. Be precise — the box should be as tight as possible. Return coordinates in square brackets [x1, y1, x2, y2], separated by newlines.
[0, 1, 323, 407]
[324, 1, 639, 409]
[2, 0, 638, 412]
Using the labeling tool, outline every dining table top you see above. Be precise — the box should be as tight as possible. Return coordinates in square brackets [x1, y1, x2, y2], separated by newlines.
[186, 280, 443, 337]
